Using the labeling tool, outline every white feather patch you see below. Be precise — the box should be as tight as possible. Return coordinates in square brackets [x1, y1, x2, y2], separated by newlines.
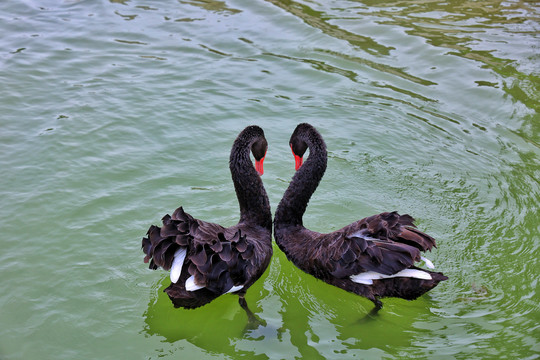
[421, 256, 435, 269]
[185, 275, 205, 292]
[348, 230, 379, 241]
[395, 269, 433, 280]
[225, 285, 244, 294]
[349, 273, 374, 285]
[170, 248, 187, 283]
[350, 269, 432, 285]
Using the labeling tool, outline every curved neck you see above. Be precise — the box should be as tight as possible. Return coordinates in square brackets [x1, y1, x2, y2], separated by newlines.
[229, 138, 272, 230]
[275, 130, 327, 228]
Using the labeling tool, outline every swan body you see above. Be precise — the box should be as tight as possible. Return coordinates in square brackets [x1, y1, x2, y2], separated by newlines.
[274, 123, 447, 309]
[142, 126, 272, 315]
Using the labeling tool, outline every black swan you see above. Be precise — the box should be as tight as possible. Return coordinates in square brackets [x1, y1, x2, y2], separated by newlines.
[274, 123, 447, 310]
[142, 125, 273, 320]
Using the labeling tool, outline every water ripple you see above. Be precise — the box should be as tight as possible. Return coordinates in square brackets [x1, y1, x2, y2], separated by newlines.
[1, 0, 539, 359]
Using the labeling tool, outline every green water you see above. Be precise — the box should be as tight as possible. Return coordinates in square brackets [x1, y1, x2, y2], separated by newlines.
[1, 0, 538, 359]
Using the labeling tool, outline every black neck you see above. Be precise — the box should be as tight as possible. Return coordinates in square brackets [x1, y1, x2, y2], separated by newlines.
[229, 136, 272, 230]
[274, 129, 327, 228]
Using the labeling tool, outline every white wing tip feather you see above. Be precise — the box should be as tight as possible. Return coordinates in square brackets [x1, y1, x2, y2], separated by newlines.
[396, 269, 432, 280]
[225, 285, 244, 294]
[170, 248, 187, 283]
[350, 272, 379, 284]
[350, 277, 374, 285]
[350, 269, 432, 285]
[185, 275, 205, 292]
[421, 256, 435, 269]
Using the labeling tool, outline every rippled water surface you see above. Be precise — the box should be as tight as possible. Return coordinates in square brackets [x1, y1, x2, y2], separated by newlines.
[1, 0, 539, 359]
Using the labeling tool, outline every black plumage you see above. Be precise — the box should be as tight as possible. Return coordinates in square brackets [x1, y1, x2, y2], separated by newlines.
[142, 126, 272, 318]
[274, 123, 447, 310]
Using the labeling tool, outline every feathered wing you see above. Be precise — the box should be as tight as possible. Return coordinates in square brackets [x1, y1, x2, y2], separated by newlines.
[322, 233, 421, 279]
[303, 212, 438, 281]
[142, 206, 223, 271]
[142, 206, 270, 308]
[348, 211, 436, 252]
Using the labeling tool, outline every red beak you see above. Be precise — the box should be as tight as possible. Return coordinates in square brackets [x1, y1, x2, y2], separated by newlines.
[255, 152, 266, 176]
[291, 145, 303, 170]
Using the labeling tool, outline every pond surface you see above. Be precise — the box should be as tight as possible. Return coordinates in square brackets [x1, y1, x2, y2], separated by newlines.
[1, 0, 538, 359]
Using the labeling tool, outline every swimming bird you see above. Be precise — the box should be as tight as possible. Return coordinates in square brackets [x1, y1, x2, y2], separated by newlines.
[274, 123, 447, 310]
[142, 125, 273, 320]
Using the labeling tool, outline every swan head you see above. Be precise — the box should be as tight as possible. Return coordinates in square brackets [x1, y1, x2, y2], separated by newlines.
[249, 128, 268, 176]
[289, 123, 311, 170]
